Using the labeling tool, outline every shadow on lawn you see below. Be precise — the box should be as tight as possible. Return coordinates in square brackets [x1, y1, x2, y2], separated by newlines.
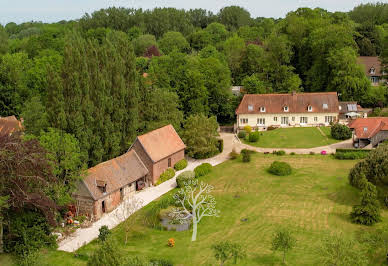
[326, 185, 359, 207]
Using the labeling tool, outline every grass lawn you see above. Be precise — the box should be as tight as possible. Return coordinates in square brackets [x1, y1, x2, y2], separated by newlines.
[6, 153, 387, 265]
[243, 127, 340, 148]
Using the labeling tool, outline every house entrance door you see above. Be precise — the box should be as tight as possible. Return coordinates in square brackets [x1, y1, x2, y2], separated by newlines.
[281, 117, 289, 125]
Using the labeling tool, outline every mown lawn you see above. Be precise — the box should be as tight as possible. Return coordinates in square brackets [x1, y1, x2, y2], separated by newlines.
[243, 127, 340, 148]
[4, 153, 386, 265]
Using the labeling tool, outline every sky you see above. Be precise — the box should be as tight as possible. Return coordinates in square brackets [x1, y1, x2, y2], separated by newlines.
[0, 0, 382, 25]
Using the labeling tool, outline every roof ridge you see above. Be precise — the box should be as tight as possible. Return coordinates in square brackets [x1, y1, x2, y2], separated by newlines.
[138, 124, 172, 139]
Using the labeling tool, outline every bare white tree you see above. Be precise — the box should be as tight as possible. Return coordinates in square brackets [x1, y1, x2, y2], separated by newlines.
[114, 196, 144, 244]
[170, 179, 220, 241]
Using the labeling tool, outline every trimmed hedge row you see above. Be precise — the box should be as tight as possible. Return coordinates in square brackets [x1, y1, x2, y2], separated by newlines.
[336, 149, 371, 154]
[174, 159, 188, 171]
[334, 151, 369, 160]
[194, 163, 212, 178]
[156, 168, 175, 185]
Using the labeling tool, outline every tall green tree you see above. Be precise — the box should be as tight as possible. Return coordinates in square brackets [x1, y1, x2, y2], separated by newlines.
[223, 35, 246, 84]
[47, 31, 138, 166]
[218, 6, 252, 31]
[0, 25, 8, 55]
[20, 96, 49, 136]
[159, 31, 190, 54]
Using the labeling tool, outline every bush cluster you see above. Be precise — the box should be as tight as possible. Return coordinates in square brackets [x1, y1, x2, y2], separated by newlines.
[268, 161, 292, 176]
[248, 131, 260, 142]
[194, 163, 213, 178]
[176, 171, 195, 188]
[273, 150, 286, 156]
[331, 123, 352, 140]
[238, 130, 247, 139]
[243, 125, 252, 133]
[174, 159, 188, 171]
[156, 168, 176, 185]
[241, 149, 251, 162]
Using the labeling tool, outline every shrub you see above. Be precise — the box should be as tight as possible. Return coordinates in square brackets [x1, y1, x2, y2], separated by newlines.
[290, 152, 296, 155]
[243, 125, 252, 133]
[194, 163, 212, 178]
[217, 139, 224, 153]
[331, 123, 352, 140]
[156, 168, 176, 185]
[273, 150, 286, 156]
[267, 126, 277, 131]
[167, 238, 175, 247]
[229, 148, 238, 160]
[174, 159, 188, 171]
[176, 171, 195, 188]
[87, 239, 121, 266]
[309, 151, 315, 155]
[238, 130, 246, 139]
[248, 131, 260, 142]
[241, 149, 251, 162]
[350, 181, 381, 226]
[268, 161, 292, 176]
[98, 225, 111, 242]
[4, 210, 57, 256]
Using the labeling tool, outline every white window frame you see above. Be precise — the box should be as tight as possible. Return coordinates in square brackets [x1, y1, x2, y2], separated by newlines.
[248, 105, 253, 111]
[260, 107, 266, 112]
[257, 118, 265, 126]
[281, 117, 289, 125]
[325, 116, 334, 123]
[240, 118, 248, 124]
[300, 117, 308, 124]
[323, 103, 328, 109]
[274, 117, 278, 122]
[283, 106, 289, 112]
[308, 106, 312, 112]
[314, 117, 318, 122]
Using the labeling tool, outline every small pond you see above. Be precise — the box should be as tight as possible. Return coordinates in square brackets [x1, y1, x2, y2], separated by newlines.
[160, 217, 191, 231]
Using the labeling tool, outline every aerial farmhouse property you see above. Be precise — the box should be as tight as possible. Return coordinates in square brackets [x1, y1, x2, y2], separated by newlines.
[235, 92, 339, 130]
[129, 124, 186, 185]
[73, 124, 185, 220]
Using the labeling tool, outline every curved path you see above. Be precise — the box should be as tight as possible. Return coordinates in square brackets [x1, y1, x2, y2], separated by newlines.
[57, 133, 351, 252]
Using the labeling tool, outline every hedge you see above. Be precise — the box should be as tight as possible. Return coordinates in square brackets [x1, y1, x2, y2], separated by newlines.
[238, 130, 247, 139]
[268, 161, 292, 176]
[334, 151, 369, 160]
[331, 123, 352, 140]
[194, 163, 212, 178]
[156, 168, 175, 185]
[273, 150, 286, 156]
[176, 171, 195, 188]
[174, 159, 188, 171]
[241, 149, 251, 162]
[336, 149, 371, 154]
[217, 139, 224, 153]
[249, 131, 260, 142]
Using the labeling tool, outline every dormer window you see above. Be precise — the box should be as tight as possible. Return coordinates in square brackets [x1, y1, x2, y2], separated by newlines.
[339, 106, 342, 111]
[323, 104, 328, 109]
[283, 106, 289, 112]
[97, 180, 107, 193]
[370, 67, 376, 75]
[308, 105, 312, 112]
[364, 127, 368, 132]
[260, 107, 266, 112]
[248, 105, 253, 111]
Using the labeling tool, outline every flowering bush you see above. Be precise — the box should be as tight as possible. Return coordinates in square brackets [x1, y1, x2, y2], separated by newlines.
[321, 150, 327, 155]
[167, 238, 175, 247]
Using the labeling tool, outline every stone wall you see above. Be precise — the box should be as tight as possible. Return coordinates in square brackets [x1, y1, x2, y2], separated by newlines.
[371, 131, 388, 146]
[94, 190, 121, 220]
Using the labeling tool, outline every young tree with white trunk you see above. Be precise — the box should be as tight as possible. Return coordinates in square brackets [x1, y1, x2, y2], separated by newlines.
[170, 180, 220, 241]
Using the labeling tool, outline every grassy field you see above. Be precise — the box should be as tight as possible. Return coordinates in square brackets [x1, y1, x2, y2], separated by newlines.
[5, 153, 386, 265]
[243, 127, 340, 148]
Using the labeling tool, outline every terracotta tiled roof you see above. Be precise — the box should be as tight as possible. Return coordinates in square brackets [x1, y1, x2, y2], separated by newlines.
[235, 92, 339, 115]
[0, 116, 23, 137]
[349, 117, 388, 139]
[82, 150, 148, 200]
[135, 125, 185, 162]
[357, 56, 383, 77]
